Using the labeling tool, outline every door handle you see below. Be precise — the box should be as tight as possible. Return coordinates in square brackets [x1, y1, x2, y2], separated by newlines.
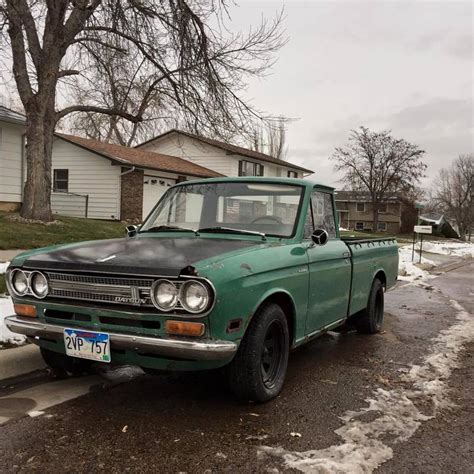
[342, 252, 350, 258]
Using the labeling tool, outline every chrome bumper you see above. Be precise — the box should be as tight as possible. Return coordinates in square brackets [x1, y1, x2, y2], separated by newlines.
[5, 316, 237, 361]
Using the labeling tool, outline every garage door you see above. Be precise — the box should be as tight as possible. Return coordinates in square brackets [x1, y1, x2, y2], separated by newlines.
[142, 176, 175, 220]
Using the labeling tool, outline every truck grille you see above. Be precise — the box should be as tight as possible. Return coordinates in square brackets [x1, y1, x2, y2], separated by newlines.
[45, 271, 165, 309]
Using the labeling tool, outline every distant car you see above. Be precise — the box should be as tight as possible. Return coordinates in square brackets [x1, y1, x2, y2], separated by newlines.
[5, 177, 398, 402]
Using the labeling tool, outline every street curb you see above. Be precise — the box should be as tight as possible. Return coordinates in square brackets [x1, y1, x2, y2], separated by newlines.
[0, 344, 46, 381]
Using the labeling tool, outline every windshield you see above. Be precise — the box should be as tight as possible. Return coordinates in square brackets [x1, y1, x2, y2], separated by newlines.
[140, 182, 304, 238]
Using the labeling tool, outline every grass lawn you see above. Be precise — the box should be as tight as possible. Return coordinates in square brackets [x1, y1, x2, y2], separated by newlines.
[0, 212, 125, 251]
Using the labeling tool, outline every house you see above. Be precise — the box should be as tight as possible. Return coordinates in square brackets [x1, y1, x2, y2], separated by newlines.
[0, 109, 220, 220]
[419, 213, 459, 238]
[2, 109, 312, 221]
[53, 134, 222, 220]
[136, 129, 314, 179]
[335, 191, 402, 233]
[0, 106, 26, 212]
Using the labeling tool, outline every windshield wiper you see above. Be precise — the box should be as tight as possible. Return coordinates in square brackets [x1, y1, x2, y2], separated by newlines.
[198, 226, 266, 240]
[140, 225, 198, 235]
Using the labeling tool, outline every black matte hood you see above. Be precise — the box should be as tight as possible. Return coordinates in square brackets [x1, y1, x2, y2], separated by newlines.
[22, 236, 260, 276]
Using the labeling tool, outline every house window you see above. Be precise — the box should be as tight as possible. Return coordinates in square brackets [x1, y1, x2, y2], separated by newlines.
[287, 170, 298, 178]
[53, 169, 69, 192]
[378, 222, 387, 231]
[379, 203, 387, 213]
[356, 202, 365, 212]
[355, 222, 364, 230]
[239, 160, 264, 176]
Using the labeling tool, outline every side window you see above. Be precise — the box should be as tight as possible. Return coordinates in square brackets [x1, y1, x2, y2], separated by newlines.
[311, 191, 336, 238]
[53, 169, 69, 192]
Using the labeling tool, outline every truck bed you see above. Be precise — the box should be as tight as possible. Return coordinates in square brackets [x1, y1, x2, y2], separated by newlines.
[342, 236, 399, 316]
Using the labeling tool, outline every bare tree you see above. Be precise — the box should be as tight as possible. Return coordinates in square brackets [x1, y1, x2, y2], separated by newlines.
[331, 126, 427, 231]
[430, 154, 473, 241]
[249, 116, 288, 159]
[0, 1, 285, 221]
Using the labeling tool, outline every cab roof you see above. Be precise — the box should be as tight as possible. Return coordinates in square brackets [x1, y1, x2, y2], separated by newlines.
[174, 176, 334, 193]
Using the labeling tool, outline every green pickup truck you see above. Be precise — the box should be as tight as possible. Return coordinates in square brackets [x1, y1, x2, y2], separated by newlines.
[5, 177, 398, 402]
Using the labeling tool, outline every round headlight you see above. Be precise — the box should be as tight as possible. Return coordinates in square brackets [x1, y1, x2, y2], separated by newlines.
[30, 271, 48, 299]
[151, 279, 178, 311]
[10, 269, 29, 296]
[180, 280, 210, 313]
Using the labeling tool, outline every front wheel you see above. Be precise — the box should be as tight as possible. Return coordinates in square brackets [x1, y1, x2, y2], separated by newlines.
[227, 303, 289, 403]
[355, 278, 385, 334]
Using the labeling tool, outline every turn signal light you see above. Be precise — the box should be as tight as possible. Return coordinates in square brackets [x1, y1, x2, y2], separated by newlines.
[14, 304, 37, 318]
[165, 320, 205, 337]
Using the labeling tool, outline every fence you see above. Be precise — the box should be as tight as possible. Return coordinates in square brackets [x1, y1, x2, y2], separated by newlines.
[51, 192, 89, 218]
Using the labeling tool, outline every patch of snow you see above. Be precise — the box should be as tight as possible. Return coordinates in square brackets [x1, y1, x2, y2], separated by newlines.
[397, 247, 436, 282]
[0, 296, 26, 345]
[339, 227, 348, 231]
[28, 410, 45, 418]
[261, 298, 474, 473]
[422, 241, 474, 258]
[0, 261, 9, 274]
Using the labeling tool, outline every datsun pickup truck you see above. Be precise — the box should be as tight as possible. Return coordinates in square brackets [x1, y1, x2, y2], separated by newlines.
[5, 177, 398, 402]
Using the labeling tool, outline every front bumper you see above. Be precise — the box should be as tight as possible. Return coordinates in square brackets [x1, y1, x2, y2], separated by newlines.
[5, 316, 237, 361]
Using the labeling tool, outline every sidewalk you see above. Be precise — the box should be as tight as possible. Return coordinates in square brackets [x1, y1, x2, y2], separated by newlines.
[0, 250, 26, 263]
[0, 344, 45, 381]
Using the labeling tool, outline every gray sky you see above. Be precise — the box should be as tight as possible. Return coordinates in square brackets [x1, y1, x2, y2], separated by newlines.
[233, 0, 473, 187]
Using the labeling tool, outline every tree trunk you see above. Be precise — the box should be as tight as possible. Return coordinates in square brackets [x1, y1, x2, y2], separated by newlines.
[372, 198, 379, 232]
[21, 110, 55, 222]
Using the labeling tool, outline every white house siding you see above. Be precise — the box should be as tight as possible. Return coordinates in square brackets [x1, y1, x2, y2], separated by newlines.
[0, 122, 23, 204]
[140, 134, 237, 176]
[51, 138, 121, 220]
[140, 133, 301, 179]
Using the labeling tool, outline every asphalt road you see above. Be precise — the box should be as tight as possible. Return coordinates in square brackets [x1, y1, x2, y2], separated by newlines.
[0, 261, 472, 473]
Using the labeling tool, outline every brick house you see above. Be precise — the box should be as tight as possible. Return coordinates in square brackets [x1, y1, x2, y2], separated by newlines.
[334, 191, 402, 233]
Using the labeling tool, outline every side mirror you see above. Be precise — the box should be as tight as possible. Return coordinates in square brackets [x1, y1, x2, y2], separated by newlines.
[311, 228, 329, 246]
[126, 225, 138, 237]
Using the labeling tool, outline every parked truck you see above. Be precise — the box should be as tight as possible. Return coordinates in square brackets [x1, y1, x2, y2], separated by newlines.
[6, 177, 398, 402]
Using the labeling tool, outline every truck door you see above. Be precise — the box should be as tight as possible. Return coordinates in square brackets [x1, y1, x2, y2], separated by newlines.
[304, 189, 351, 334]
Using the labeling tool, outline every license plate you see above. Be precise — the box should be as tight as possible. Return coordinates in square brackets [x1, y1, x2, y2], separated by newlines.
[64, 328, 111, 363]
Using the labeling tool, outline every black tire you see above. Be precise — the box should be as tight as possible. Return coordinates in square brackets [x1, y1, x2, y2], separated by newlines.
[40, 347, 94, 378]
[355, 278, 384, 334]
[227, 303, 289, 403]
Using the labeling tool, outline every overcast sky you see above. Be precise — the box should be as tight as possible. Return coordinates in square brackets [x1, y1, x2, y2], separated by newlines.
[232, 0, 473, 187]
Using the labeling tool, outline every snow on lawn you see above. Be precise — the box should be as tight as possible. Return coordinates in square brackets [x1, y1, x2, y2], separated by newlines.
[398, 246, 436, 282]
[422, 240, 474, 258]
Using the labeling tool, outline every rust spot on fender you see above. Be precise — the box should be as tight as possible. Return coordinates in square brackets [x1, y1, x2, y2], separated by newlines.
[240, 262, 253, 273]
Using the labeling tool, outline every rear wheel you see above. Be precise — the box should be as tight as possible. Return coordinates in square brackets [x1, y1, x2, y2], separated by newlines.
[41, 347, 94, 378]
[355, 278, 384, 334]
[227, 303, 289, 403]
